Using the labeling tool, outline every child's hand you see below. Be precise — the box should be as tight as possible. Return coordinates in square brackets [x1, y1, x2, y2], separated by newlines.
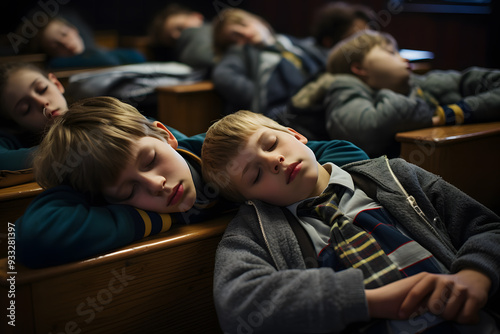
[365, 272, 432, 319]
[432, 115, 442, 126]
[399, 269, 491, 324]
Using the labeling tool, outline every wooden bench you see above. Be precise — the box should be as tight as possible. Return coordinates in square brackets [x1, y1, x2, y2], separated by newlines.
[156, 81, 224, 136]
[0, 213, 233, 334]
[0, 182, 43, 258]
[396, 122, 500, 214]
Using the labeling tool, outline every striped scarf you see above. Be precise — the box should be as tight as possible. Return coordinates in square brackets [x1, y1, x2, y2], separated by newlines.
[297, 184, 401, 288]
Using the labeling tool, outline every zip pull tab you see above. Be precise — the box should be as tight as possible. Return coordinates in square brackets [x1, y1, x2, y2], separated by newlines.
[407, 195, 425, 218]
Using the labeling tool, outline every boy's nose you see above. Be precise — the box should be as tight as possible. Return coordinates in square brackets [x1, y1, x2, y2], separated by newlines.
[269, 155, 284, 173]
[145, 175, 167, 195]
[33, 96, 49, 113]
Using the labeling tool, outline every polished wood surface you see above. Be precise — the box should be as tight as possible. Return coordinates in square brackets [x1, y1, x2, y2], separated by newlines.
[156, 81, 224, 136]
[397, 122, 500, 214]
[0, 181, 42, 202]
[0, 214, 233, 334]
[396, 122, 500, 144]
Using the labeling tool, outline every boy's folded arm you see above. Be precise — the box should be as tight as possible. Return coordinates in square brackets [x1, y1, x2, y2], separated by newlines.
[15, 185, 172, 268]
[325, 81, 434, 156]
[212, 48, 255, 107]
[0, 135, 37, 170]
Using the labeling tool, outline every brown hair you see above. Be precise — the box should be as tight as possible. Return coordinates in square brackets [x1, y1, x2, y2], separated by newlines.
[327, 30, 397, 74]
[311, 2, 377, 48]
[34, 96, 170, 194]
[148, 3, 194, 47]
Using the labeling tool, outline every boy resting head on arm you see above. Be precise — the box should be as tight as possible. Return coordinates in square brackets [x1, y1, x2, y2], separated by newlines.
[15, 96, 231, 268]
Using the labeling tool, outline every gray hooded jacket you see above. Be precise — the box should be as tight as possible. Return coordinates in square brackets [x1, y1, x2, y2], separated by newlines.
[214, 157, 500, 333]
[284, 67, 500, 158]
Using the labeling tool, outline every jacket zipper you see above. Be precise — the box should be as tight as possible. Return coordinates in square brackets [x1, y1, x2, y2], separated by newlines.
[384, 157, 454, 251]
[248, 200, 280, 269]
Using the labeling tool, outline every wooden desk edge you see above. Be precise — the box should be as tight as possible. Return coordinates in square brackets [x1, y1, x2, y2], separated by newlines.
[396, 122, 500, 145]
[0, 182, 42, 201]
[0, 212, 234, 284]
[156, 81, 215, 94]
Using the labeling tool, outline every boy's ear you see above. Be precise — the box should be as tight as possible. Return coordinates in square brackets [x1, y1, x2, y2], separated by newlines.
[48, 73, 65, 93]
[350, 62, 367, 77]
[153, 121, 178, 149]
[287, 128, 308, 144]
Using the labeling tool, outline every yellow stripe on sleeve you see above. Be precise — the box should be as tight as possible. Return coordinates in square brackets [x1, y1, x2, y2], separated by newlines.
[136, 209, 152, 237]
[448, 104, 464, 124]
[159, 214, 173, 233]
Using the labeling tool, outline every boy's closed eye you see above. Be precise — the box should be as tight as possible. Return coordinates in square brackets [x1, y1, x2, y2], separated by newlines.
[144, 150, 157, 170]
[252, 136, 278, 184]
[253, 168, 261, 184]
[36, 85, 48, 95]
[266, 137, 278, 151]
[122, 184, 136, 202]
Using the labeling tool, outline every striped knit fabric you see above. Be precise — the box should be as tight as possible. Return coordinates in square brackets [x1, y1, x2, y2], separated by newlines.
[297, 184, 401, 288]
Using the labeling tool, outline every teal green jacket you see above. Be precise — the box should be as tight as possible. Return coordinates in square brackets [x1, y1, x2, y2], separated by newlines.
[15, 136, 368, 268]
[0, 131, 37, 170]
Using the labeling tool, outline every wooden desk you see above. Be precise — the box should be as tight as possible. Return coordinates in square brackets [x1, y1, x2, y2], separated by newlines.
[0, 214, 233, 334]
[0, 182, 43, 258]
[156, 81, 224, 136]
[0, 54, 47, 68]
[396, 122, 500, 214]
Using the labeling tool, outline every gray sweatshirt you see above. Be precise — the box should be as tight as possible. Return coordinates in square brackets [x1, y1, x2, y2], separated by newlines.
[213, 157, 500, 333]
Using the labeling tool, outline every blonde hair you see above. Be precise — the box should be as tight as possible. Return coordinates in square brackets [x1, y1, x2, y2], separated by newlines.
[327, 30, 397, 74]
[212, 8, 274, 58]
[34, 96, 170, 194]
[201, 110, 289, 202]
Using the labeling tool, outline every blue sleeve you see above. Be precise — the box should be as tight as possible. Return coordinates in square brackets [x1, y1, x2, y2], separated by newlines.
[0, 135, 36, 170]
[166, 125, 189, 141]
[306, 140, 369, 166]
[152, 123, 203, 154]
[211, 45, 255, 109]
[177, 133, 206, 157]
[15, 185, 173, 268]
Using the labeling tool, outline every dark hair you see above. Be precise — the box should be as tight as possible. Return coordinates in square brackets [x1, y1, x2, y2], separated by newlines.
[311, 2, 376, 48]
[148, 3, 194, 47]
